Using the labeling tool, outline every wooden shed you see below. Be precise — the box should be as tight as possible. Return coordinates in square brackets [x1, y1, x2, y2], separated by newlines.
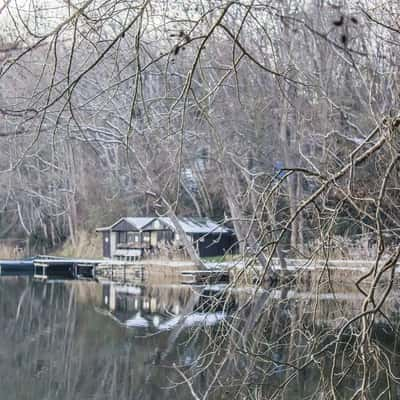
[96, 216, 237, 260]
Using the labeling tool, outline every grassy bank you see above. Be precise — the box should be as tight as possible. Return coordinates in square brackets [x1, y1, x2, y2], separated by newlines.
[52, 231, 102, 259]
[0, 244, 22, 259]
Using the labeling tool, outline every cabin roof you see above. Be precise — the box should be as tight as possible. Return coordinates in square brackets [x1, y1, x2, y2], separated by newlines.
[97, 216, 231, 234]
[159, 217, 231, 234]
[96, 225, 113, 232]
[96, 217, 156, 232]
[123, 217, 156, 230]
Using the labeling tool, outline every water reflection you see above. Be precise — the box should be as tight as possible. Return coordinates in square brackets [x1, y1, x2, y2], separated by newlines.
[100, 284, 235, 331]
[0, 277, 220, 400]
[1, 277, 400, 399]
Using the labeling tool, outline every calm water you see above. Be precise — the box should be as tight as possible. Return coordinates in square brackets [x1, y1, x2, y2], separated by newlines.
[1, 277, 400, 399]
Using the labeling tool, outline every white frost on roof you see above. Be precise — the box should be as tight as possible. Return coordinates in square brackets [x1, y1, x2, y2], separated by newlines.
[96, 225, 113, 232]
[97, 216, 231, 234]
[160, 217, 231, 234]
[124, 217, 156, 230]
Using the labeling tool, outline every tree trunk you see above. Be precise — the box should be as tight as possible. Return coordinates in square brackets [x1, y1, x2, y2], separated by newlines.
[163, 205, 205, 269]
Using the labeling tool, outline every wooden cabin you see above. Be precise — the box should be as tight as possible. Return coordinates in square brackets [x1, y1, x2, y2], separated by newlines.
[96, 217, 236, 260]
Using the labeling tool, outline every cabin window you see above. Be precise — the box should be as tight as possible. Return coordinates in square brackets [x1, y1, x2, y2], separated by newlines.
[157, 230, 172, 242]
[125, 232, 141, 243]
[143, 232, 150, 242]
[118, 232, 127, 243]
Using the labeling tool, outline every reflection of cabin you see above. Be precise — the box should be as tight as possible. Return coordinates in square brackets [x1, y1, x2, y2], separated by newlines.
[101, 284, 234, 331]
[96, 217, 236, 260]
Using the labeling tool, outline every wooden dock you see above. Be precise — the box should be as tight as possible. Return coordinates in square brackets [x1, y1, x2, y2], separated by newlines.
[180, 270, 230, 285]
[33, 258, 99, 280]
[96, 260, 232, 285]
[96, 262, 145, 283]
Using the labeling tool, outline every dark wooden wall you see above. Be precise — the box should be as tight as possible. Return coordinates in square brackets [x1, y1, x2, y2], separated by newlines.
[194, 233, 238, 258]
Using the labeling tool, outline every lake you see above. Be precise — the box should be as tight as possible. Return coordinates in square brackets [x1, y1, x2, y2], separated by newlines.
[1, 276, 400, 399]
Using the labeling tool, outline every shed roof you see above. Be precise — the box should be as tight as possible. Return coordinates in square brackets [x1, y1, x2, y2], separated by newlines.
[160, 217, 231, 234]
[97, 216, 231, 234]
[96, 217, 156, 232]
[95, 224, 113, 232]
[123, 217, 156, 230]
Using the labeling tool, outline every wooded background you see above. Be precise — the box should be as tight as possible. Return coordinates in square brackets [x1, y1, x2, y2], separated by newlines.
[0, 0, 400, 260]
